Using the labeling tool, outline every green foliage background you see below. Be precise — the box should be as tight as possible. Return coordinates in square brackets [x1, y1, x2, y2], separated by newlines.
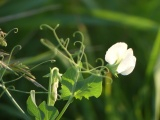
[0, 0, 160, 120]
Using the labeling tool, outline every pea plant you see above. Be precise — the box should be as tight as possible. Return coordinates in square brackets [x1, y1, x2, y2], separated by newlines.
[0, 24, 136, 120]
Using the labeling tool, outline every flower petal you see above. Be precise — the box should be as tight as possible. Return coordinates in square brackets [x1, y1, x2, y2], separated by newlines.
[117, 49, 136, 75]
[105, 42, 127, 64]
[120, 56, 136, 75]
[116, 42, 128, 59]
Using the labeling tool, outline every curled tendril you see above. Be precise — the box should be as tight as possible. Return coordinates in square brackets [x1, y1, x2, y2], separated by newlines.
[95, 59, 109, 75]
[73, 31, 84, 43]
[5, 28, 18, 38]
[96, 58, 105, 67]
[74, 40, 82, 46]
[0, 28, 18, 47]
[6, 45, 22, 69]
[40, 24, 59, 31]
[81, 66, 112, 83]
[10, 45, 22, 56]
[74, 41, 85, 62]
[82, 65, 109, 77]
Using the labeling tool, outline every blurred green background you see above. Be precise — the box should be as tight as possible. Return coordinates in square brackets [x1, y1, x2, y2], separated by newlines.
[0, 0, 160, 120]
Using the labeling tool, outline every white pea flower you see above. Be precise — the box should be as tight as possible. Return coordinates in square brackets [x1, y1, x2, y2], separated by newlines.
[105, 42, 136, 76]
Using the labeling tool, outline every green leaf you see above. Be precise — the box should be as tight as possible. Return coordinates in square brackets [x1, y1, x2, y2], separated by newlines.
[26, 90, 44, 120]
[39, 101, 59, 120]
[60, 66, 102, 100]
[74, 74, 102, 100]
[60, 66, 79, 100]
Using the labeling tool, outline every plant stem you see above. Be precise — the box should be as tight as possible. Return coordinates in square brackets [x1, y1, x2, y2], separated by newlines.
[56, 96, 73, 120]
[2, 85, 30, 120]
